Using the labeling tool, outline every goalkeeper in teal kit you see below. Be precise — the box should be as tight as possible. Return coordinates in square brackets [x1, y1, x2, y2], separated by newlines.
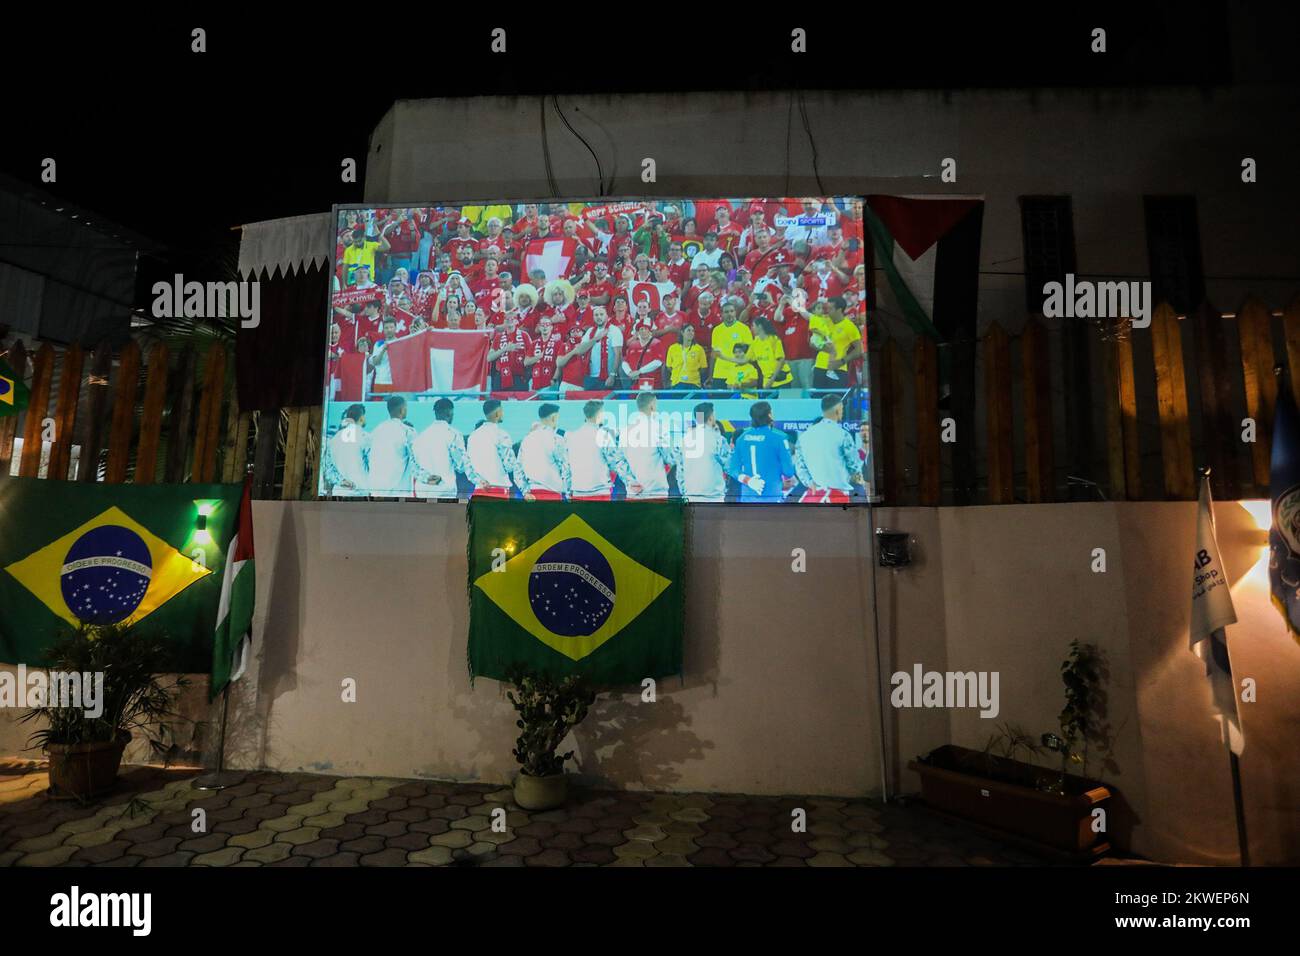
[729, 401, 796, 501]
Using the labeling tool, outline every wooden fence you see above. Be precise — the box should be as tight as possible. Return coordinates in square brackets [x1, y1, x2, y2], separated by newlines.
[3, 293, 1299, 504]
[871, 294, 1300, 505]
[0, 336, 321, 501]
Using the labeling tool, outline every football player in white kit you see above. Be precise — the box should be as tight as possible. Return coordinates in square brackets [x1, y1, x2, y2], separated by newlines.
[322, 403, 370, 496]
[793, 393, 864, 503]
[619, 392, 680, 499]
[676, 402, 731, 502]
[513, 403, 571, 500]
[464, 399, 520, 499]
[368, 394, 437, 496]
[566, 400, 641, 501]
[412, 397, 468, 499]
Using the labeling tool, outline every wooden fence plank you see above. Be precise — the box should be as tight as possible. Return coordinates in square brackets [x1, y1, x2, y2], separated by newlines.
[191, 346, 227, 483]
[1103, 334, 1126, 501]
[1151, 303, 1195, 499]
[1282, 294, 1300, 406]
[915, 337, 940, 506]
[18, 344, 55, 478]
[1238, 296, 1276, 494]
[165, 348, 197, 484]
[1021, 318, 1053, 503]
[281, 407, 309, 500]
[105, 341, 141, 483]
[78, 342, 115, 482]
[1192, 303, 1239, 500]
[251, 409, 280, 499]
[1116, 330, 1141, 499]
[135, 344, 170, 485]
[984, 323, 1014, 504]
[48, 345, 84, 481]
[306, 405, 323, 500]
[224, 410, 251, 484]
[0, 340, 27, 477]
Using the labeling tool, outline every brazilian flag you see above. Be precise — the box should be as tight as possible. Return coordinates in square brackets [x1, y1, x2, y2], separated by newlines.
[0, 356, 30, 417]
[0, 478, 241, 671]
[467, 500, 685, 685]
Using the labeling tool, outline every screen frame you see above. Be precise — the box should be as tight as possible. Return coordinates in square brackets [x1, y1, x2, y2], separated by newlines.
[322, 196, 877, 506]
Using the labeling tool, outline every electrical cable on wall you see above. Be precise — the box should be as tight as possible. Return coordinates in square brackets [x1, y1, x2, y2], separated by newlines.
[539, 96, 560, 197]
[552, 95, 605, 197]
[798, 90, 826, 195]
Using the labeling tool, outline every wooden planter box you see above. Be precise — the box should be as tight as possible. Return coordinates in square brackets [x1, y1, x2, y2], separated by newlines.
[908, 744, 1111, 860]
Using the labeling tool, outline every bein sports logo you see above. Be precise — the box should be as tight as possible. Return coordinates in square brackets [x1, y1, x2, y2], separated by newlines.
[152, 273, 260, 328]
[1042, 273, 1151, 328]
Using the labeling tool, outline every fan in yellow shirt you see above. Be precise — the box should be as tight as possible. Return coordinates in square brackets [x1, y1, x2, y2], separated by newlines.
[709, 301, 753, 386]
[723, 344, 761, 389]
[666, 324, 710, 387]
[742, 318, 794, 388]
[808, 296, 864, 388]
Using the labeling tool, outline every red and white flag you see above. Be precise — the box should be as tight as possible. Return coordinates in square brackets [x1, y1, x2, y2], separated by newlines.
[630, 280, 678, 313]
[525, 238, 577, 282]
[428, 329, 491, 392]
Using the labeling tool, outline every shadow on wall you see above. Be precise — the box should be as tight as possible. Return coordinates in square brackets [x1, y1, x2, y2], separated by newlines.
[246, 507, 304, 770]
[574, 693, 712, 791]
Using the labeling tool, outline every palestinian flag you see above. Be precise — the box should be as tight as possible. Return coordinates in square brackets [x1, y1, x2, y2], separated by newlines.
[0, 356, 29, 417]
[212, 474, 255, 697]
[865, 195, 984, 341]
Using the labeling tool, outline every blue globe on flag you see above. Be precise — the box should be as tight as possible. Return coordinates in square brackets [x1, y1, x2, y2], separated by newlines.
[528, 538, 616, 637]
[59, 525, 153, 624]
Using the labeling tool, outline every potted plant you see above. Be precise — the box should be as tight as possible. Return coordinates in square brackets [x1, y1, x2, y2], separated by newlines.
[20, 622, 187, 801]
[505, 669, 596, 810]
[908, 642, 1115, 859]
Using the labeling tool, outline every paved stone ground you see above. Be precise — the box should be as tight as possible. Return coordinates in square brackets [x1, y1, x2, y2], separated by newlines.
[0, 760, 1050, 867]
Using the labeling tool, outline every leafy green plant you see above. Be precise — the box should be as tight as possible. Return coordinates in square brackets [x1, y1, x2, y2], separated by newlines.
[505, 669, 596, 778]
[19, 622, 188, 750]
[1041, 640, 1108, 792]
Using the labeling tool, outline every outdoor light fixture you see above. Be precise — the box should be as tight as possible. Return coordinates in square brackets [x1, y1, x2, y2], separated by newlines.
[194, 503, 215, 545]
[876, 529, 913, 568]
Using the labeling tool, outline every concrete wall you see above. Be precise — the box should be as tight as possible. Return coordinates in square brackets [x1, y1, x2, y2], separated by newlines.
[7, 499, 1296, 863]
[365, 87, 1300, 322]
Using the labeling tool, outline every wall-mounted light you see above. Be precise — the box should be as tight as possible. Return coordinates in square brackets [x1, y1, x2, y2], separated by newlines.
[194, 502, 215, 545]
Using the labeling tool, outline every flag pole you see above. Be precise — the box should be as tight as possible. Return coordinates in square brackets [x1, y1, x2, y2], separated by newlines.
[1198, 465, 1250, 867]
[194, 682, 233, 791]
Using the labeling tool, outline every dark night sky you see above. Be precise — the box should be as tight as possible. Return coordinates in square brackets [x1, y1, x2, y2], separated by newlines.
[3, 4, 1264, 297]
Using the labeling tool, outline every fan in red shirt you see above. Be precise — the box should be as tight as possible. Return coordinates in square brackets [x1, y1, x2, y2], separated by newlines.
[692, 200, 733, 236]
[655, 291, 687, 346]
[663, 241, 692, 288]
[488, 312, 532, 391]
[802, 258, 848, 301]
[513, 203, 541, 237]
[608, 295, 633, 333]
[446, 220, 480, 258]
[682, 261, 713, 312]
[525, 315, 564, 390]
[556, 320, 602, 390]
[689, 292, 721, 341]
[540, 279, 578, 337]
[621, 324, 668, 390]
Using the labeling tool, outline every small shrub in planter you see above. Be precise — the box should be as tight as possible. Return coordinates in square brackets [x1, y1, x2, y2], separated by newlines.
[909, 642, 1115, 858]
[505, 669, 596, 810]
[20, 623, 187, 801]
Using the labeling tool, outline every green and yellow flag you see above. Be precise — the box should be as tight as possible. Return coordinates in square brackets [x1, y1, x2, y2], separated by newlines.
[0, 478, 241, 671]
[467, 500, 684, 684]
[0, 356, 30, 417]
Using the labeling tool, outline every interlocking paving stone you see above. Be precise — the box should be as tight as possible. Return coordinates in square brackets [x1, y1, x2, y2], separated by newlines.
[360, 848, 409, 867]
[427, 829, 473, 849]
[524, 848, 571, 867]
[0, 764, 1054, 868]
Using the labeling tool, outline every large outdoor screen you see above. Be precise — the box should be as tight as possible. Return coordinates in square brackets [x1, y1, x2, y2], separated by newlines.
[321, 198, 871, 503]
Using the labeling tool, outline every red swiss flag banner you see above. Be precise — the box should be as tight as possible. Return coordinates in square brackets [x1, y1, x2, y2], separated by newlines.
[524, 238, 577, 282]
